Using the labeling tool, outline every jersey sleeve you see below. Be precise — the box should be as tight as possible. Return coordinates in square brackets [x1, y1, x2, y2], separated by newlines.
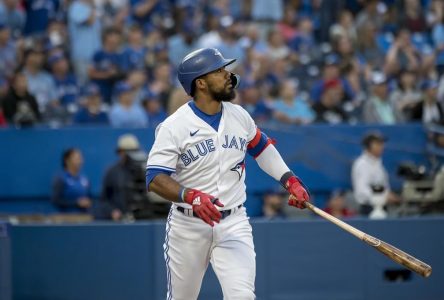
[146, 124, 179, 177]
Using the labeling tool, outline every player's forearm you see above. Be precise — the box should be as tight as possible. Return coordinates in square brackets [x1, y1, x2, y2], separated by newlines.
[149, 173, 182, 203]
[255, 144, 291, 181]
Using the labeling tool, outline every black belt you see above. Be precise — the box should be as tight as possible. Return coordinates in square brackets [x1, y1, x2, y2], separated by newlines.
[176, 204, 242, 220]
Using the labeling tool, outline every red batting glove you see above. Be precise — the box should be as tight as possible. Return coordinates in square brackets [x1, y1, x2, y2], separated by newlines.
[184, 189, 224, 226]
[284, 176, 310, 209]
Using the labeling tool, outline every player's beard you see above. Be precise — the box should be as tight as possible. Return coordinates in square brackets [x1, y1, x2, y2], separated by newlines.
[209, 85, 236, 102]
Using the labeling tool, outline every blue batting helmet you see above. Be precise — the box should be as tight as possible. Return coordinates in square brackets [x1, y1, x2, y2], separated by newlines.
[177, 48, 237, 95]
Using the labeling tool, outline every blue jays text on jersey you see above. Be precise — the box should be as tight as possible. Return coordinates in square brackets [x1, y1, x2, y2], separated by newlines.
[180, 135, 247, 166]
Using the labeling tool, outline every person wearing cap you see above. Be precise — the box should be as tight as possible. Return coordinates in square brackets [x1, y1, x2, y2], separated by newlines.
[351, 131, 401, 217]
[312, 78, 349, 124]
[109, 81, 148, 127]
[146, 48, 310, 299]
[363, 72, 402, 124]
[410, 80, 444, 124]
[310, 53, 355, 103]
[141, 89, 167, 127]
[73, 83, 108, 124]
[98, 134, 142, 220]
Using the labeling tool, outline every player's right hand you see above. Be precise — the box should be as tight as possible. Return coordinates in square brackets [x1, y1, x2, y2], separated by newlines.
[184, 189, 224, 226]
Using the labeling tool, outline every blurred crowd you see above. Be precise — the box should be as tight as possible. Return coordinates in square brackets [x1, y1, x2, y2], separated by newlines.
[0, 0, 444, 129]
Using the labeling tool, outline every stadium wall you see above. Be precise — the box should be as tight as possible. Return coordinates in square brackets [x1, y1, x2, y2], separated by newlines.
[9, 217, 444, 300]
[0, 124, 428, 214]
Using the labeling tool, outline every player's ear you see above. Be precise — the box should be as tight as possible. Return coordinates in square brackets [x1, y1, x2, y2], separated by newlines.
[195, 78, 207, 91]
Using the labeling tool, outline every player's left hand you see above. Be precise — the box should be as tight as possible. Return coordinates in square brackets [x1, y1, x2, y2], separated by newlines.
[285, 176, 310, 209]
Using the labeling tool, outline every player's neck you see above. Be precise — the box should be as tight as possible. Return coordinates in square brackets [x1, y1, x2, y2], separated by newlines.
[193, 98, 222, 115]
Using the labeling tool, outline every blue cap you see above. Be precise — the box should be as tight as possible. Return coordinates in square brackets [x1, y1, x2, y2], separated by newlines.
[115, 82, 133, 95]
[83, 83, 101, 97]
[420, 80, 439, 91]
[239, 79, 256, 90]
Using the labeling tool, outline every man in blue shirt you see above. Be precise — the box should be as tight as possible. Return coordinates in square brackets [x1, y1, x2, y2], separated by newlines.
[122, 24, 148, 72]
[68, 0, 102, 84]
[109, 81, 148, 127]
[73, 83, 109, 124]
[23, 0, 60, 36]
[0, 0, 25, 37]
[49, 52, 79, 111]
[88, 28, 125, 103]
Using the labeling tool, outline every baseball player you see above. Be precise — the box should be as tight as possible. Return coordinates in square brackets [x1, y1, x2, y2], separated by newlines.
[146, 48, 310, 300]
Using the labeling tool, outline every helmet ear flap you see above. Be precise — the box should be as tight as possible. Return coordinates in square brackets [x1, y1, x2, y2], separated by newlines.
[230, 73, 240, 89]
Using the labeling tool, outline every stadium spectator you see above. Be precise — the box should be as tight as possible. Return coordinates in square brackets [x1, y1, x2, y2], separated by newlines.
[323, 189, 355, 219]
[216, 18, 245, 66]
[0, 23, 18, 80]
[129, 0, 165, 30]
[384, 29, 421, 76]
[288, 17, 317, 59]
[239, 80, 273, 125]
[398, 0, 427, 33]
[97, 134, 141, 220]
[355, 0, 384, 33]
[251, 0, 283, 22]
[2, 72, 41, 127]
[431, 2, 444, 76]
[141, 90, 166, 127]
[363, 72, 402, 124]
[197, 12, 223, 49]
[265, 27, 289, 61]
[310, 54, 355, 103]
[122, 24, 148, 72]
[410, 80, 444, 124]
[68, 0, 102, 84]
[276, 6, 298, 43]
[126, 69, 148, 104]
[312, 79, 349, 124]
[148, 62, 173, 109]
[167, 21, 199, 67]
[273, 79, 315, 125]
[262, 189, 286, 220]
[109, 81, 148, 127]
[390, 69, 422, 120]
[23, 0, 61, 37]
[22, 49, 58, 112]
[52, 148, 93, 213]
[356, 21, 386, 71]
[49, 52, 79, 112]
[0, 0, 25, 38]
[45, 19, 68, 53]
[88, 27, 125, 103]
[351, 131, 401, 217]
[73, 83, 108, 124]
[329, 10, 357, 46]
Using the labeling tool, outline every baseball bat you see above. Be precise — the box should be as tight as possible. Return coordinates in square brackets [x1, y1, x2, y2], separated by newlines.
[304, 202, 432, 278]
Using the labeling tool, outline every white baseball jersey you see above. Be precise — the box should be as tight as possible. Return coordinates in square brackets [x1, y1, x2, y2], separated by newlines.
[146, 101, 257, 209]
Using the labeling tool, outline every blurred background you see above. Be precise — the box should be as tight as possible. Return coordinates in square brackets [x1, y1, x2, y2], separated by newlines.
[0, 0, 444, 299]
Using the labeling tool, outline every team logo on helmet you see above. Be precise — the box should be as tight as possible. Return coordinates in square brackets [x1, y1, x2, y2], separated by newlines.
[230, 159, 246, 180]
